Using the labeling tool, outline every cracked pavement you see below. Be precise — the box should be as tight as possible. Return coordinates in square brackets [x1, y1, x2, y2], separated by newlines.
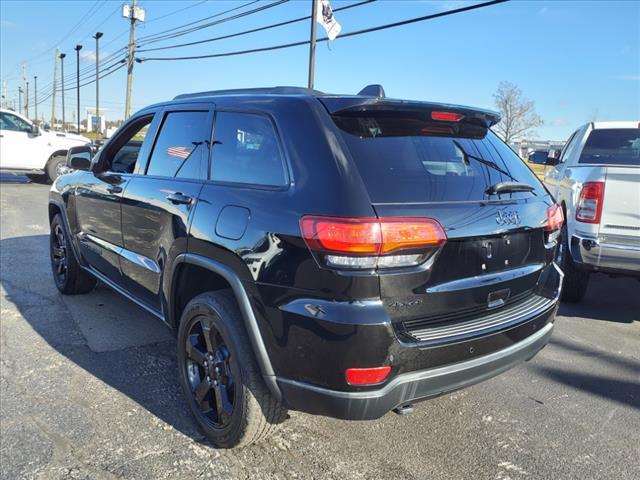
[1, 177, 639, 479]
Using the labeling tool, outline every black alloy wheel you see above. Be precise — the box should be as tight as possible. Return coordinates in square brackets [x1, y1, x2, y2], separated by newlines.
[51, 223, 68, 285]
[185, 315, 236, 428]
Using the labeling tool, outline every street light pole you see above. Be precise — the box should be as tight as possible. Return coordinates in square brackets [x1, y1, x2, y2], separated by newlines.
[93, 31, 103, 137]
[74, 45, 82, 134]
[60, 53, 66, 131]
[307, 0, 318, 89]
[18, 87, 22, 113]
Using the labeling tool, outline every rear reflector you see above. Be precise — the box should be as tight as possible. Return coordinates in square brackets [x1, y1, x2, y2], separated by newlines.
[545, 204, 564, 231]
[431, 111, 464, 122]
[300, 216, 446, 256]
[345, 366, 391, 385]
[576, 182, 605, 224]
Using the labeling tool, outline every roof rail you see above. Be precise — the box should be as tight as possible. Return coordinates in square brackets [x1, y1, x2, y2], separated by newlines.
[358, 84, 385, 98]
[173, 86, 324, 100]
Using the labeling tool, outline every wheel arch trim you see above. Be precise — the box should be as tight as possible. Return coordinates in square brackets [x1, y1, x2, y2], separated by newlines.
[48, 198, 84, 265]
[171, 253, 281, 400]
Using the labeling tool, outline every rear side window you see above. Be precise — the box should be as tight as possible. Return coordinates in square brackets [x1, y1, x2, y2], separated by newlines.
[578, 128, 640, 166]
[210, 112, 287, 187]
[146, 111, 210, 180]
[335, 112, 544, 203]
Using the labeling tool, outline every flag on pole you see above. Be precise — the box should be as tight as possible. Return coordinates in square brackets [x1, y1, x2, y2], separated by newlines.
[316, 0, 342, 41]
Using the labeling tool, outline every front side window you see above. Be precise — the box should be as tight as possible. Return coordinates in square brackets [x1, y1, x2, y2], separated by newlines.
[0, 112, 31, 132]
[578, 128, 640, 166]
[210, 112, 287, 187]
[146, 111, 209, 180]
[104, 115, 154, 174]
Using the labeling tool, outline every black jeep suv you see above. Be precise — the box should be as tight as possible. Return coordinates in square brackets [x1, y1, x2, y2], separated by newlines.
[49, 85, 564, 448]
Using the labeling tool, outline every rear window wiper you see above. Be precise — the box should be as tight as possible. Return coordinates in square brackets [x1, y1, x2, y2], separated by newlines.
[485, 181, 535, 195]
[452, 140, 516, 181]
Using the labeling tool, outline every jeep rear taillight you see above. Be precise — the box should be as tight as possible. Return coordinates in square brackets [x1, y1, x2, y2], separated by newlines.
[300, 216, 446, 270]
[544, 204, 564, 243]
[576, 182, 605, 224]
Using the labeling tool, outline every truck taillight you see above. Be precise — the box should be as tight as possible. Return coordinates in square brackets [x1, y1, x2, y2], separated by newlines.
[300, 216, 446, 270]
[576, 182, 605, 224]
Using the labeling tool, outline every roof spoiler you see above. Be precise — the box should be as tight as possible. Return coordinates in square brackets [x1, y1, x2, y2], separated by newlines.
[322, 97, 501, 128]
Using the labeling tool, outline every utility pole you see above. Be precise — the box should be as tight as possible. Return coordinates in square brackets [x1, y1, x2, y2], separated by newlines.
[25, 80, 29, 119]
[307, 0, 318, 89]
[1, 80, 7, 109]
[21, 64, 27, 116]
[51, 48, 58, 128]
[18, 87, 22, 113]
[123, 0, 145, 119]
[60, 53, 66, 131]
[93, 31, 103, 136]
[34, 76, 38, 122]
[74, 45, 82, 134]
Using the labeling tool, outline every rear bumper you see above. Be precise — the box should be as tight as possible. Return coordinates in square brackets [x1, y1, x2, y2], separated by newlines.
[571, 234, 640, 276]
[278, 317, 554, 420]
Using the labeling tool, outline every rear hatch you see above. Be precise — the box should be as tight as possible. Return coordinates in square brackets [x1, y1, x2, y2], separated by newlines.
[324, 98, 557, 339]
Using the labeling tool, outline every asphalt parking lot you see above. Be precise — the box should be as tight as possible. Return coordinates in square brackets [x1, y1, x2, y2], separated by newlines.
[1, 175, 639, 480]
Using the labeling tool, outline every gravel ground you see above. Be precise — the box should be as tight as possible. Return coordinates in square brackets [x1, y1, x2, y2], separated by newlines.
[1, 177, 639, 480]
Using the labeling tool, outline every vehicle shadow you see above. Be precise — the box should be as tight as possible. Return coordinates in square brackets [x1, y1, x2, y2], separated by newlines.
[558, 274, 640, 323]
[0, 234, 207, 443]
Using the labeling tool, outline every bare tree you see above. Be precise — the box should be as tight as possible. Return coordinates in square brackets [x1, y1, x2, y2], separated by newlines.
[492, 81, 543, 143]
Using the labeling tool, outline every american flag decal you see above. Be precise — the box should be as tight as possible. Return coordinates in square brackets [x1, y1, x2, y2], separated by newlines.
[167, 145, 193, 159]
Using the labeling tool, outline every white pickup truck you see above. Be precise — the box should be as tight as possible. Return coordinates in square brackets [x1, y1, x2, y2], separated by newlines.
[543, 121, 640, 301]
[0, 108, 91, 182]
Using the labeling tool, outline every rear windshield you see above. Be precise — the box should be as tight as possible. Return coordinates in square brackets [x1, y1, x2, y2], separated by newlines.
[334, 112, 544, 203]
[579, 128, 640, 166]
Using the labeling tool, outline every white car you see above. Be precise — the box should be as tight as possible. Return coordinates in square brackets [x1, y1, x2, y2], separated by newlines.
[0, 108, 91, 182]
[543, 121, 640, 301]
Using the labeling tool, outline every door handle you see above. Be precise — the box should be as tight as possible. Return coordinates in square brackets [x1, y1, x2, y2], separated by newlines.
[165, 192, 193, 205]
[106, 185, 123, 194]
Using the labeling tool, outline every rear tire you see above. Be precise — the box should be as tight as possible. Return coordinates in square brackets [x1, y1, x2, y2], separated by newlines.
[177, 290, 287, 448]
[560, 224, 589, 303]
[46, 155, 67, 183]
[50, 214, 97, 294]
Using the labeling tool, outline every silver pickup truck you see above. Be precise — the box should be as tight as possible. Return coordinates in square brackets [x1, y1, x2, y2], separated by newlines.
[543, 121, 640, 302]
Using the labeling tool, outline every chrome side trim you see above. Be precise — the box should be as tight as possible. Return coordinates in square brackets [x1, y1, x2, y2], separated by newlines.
[80, 233, 161, 273]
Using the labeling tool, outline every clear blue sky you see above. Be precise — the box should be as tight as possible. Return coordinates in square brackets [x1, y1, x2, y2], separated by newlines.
[1, 0, 639, 140]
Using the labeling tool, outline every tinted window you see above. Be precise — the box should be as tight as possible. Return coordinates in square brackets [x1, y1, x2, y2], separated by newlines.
[336, 113, 543, 203]
[147, 111, 210, 179]
[109, 119, 153, 174]
[579, 128, 640, 166]
[211, 112, 287, 186]
[0, 112, 31, 132]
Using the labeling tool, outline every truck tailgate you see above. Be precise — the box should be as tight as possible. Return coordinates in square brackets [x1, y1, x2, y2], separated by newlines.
[601, 167, 640, 240]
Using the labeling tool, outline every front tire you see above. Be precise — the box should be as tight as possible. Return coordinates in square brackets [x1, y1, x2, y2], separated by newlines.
[177, 290, 286, 448]
[46, 155, 67, 183]
[50, 214, 97, 294]
[560, 224, 589, 303]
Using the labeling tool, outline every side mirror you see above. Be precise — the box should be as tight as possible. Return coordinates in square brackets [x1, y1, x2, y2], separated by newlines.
[66, 145, 93, 171]
[70, 156, 91, 171]
[545, 156, 560, 166]
[30, 124, 41, 136]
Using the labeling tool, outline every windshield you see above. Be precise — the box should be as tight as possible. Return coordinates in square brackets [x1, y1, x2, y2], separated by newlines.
[579, 128, 640, 166]
[334, 112, 544, 203]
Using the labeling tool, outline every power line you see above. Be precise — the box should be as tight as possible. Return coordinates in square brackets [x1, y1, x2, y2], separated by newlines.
[136, 0, 286, 47]
[138, 0, 509, 63]
[137, 0, 375, 53]
[143, 0, 209, 25]
[136, 0, 259, 44]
